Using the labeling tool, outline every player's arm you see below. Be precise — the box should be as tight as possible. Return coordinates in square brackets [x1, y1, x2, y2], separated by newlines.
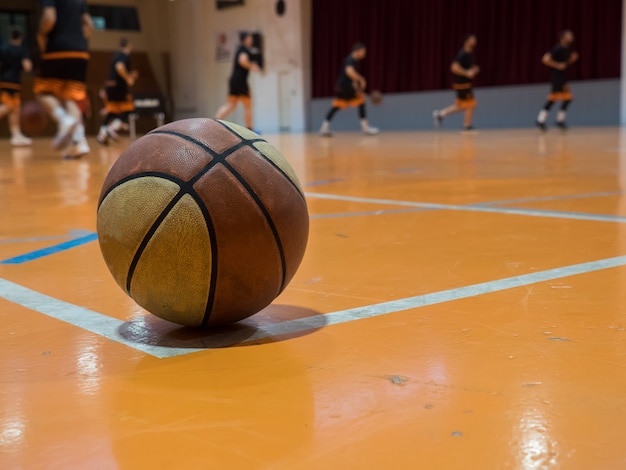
[238, 52, 262, 74]
[451, 61, 477, 79]
[115, 61, 135, 86]
[568, 51, 579, 65]
[542, 52, 566, 70]
[38, 6, 57, 52]
[82, 13, 94, 39]
[21, 57, 32, 73]
[345, 65, 366, 90]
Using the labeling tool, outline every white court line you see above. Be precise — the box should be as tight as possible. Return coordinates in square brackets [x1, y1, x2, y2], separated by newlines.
[2, 255, 626, 358]
[305, 192, 626, 223]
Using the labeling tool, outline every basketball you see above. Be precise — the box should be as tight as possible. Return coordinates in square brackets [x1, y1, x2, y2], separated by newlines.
[370, 90, 383, 105]
[19, 100, 48, 136]
[96, 118, 309, 327]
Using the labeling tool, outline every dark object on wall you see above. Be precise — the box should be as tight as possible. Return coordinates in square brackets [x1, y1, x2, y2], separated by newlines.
[276, 0, 285, 16]
[217, 0, 245, 9]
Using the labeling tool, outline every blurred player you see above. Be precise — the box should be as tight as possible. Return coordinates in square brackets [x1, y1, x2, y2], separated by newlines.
[0, 28, 33, 146]
[433, 34, 479, 132]
[319, 42, 379, 136]
[215, 33, 262, 130]
[536, 30, 578, 131]
[34, 0, 93, 158]
[97, 37, 137, 145]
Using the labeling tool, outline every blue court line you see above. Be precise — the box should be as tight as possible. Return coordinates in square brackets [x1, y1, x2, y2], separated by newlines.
[1, 254, 625, 358]
[1, 233, 99, 264]
[0, 229, 94, 245]
[310, 207, 434, 219]
[305, 192, 626, 224]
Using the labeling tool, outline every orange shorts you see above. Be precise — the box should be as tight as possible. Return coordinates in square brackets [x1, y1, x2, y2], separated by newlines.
[34, 78, 87, 102]
[106, 97, 135, 114]
[548, 84, 573, 102]
[331, 96, 365, 109]
[0, 89, 21, 110]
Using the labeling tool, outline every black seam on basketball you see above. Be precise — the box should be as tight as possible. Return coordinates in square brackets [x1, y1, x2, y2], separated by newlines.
[185, 191, 219, 327]
[98, 172, 186, 210]
[214, 120, 305, 200]
[221, 160, 287, 293]
[148, 130, 265, 184]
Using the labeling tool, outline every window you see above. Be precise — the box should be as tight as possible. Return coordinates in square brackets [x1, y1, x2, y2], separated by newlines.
[87, 5, 140, 31]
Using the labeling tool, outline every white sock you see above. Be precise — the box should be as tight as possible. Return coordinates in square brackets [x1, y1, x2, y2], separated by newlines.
[537, 110, 548, 123]
[320, 120, 330, 132]
[360, 119, 369, 131]
[52, 106, 67, 122]
[73, 124, 85, 142]
[557, 111, 566, 123]
[10, 125, 20, 138]
[111, 118, 123, 131]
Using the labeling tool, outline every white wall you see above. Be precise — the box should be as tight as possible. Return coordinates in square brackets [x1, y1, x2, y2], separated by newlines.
[167, 0, 311, 133]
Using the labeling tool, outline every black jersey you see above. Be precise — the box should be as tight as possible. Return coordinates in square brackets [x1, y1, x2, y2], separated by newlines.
[453, 49, 474, 85]
[109, 51, 131, 88]
[0, 44, 28, 85]
[548, 44, 573, 83]
[42, 0, 88, 53]
[230, 46, 251, 84]
[336, 54, 359, 92]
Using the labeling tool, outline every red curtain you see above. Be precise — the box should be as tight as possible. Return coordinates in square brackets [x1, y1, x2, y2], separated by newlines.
[312, 0, 622, 97]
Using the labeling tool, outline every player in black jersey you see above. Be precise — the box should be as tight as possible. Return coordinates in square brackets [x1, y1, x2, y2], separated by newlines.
[215, 33, 262, 130]
[536, 30, 578, 131]
[97, 38, 137, 145]
[433, 34, 479, 132]
[34, 0, 93, 158]
[0, 28, 33, 146]
[319, 43, 378, 136]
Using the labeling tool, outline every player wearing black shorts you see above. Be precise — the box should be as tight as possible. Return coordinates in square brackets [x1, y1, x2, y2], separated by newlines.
[319, 43, 378, 136]
[536, 30, 578, 131]
[0, 28, 33, 146]
[97, 38, 137, 145]
[34, 0, 93, 158]
[215, 33, 262, 130]
[433, 34, 479, 132]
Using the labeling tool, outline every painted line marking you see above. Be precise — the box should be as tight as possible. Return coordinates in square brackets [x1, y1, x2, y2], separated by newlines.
[0, 277, 204, 358]
[305, 192, 626, 224]
[310, 207, 434, 219]
[2, 255, 626, 358]
[1, 233, 98, 264]
[305, 178, 345, 187]
[0, 229, 94, 245]
[476, 190, 623, 207]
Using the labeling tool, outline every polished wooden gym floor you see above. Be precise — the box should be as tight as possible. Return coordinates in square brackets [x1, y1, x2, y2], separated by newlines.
[2, 127, 626, 469]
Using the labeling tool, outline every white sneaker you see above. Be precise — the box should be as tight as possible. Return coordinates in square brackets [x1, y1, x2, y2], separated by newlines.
[97, 127, 109, 145]
[64, 140, 90, 159]
[433, 110, 443, 128]
[53, 115, 78, 150]
[11, 134, 32, 146]
[363, 126, 379, 135]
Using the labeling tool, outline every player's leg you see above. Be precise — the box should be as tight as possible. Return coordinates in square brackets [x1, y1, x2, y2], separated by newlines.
[241, 96, 253, 130]
[64, 97, 90, 158]
[434, 89, 465, 127]
[34, 59, 80, 149]
[537, 81, 563, 131]
[8, 93, 31, 146]
[556, 85, 572, 130]
[216, 95, 238, 120]
[358, 102, 379, 135]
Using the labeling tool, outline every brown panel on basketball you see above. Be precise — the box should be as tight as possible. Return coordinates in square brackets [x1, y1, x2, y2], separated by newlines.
[226, 146, 309, 291]
[192, 165, 282, 325]
[97, 118, 309, 328]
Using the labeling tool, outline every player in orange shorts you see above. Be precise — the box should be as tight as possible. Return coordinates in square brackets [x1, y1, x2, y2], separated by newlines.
[319, 42, 379, 136]
[0, 28, 33, 146]
[433, 34, 479, 132]
[34, 0, 93, 158]
[97, 38, 137, 145]
[215, 33, 263, 131]
[536, 30, 578, 131]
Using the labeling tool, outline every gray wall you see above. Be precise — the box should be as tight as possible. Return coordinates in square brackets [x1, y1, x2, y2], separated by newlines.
[309, 79, 619, 132]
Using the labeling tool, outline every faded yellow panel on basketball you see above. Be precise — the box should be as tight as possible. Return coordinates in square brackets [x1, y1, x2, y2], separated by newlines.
[97, 177, 180, 292]
[130, 193, 212, 327]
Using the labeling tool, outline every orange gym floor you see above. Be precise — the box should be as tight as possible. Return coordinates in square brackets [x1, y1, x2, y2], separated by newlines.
[1, 127, 626, 469]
